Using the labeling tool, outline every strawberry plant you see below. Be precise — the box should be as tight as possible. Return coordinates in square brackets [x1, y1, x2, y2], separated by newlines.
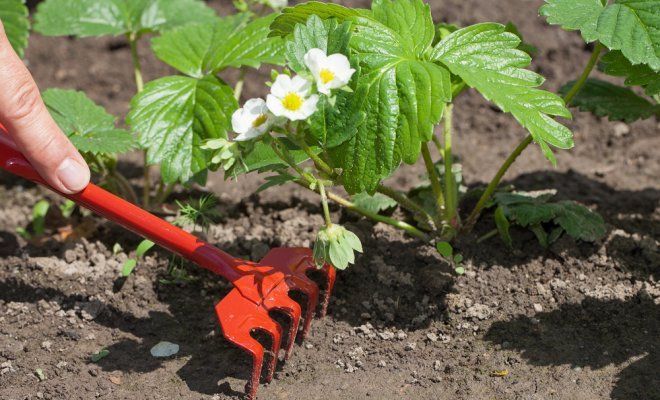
[8, 0, 649, 272]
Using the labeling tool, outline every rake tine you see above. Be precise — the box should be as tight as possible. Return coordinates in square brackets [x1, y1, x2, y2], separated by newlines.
[286, 275, 320, 340]
[319, 264, 337, 318]
[263, 290, 302, 360]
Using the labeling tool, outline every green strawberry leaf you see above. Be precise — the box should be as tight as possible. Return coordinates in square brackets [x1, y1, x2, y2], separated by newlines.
[431, 23, 573, 165]
[0, 0, 29, 58]
[269, 1, 364, 37]
[256, 173, 297, 193]
[496, 191, 606, 242]
[539, 0, 606, 42]
[560, 78, 660, 122]
[285, 14, 352, 73]
[309, 92, 363, 149]
[599, 50, 660, 96]
[34, 0, 217, 38]
[43, 89, 135, 154]
[226, 139, 314, 177]
[351, 192, 398, 214]
[597, 0, 660, 70]
[494, 206, 513, 247]
[152, 14, 285, 79]
[540, 0, 660, 70]
[552, 201, 606, 242]
[326, 0, 451, 194]
[127, 75, 237, 184]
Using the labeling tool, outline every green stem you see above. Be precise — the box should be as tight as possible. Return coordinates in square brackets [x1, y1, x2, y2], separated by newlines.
[128, 34, 151, 209]
[421, 142, 445, 227]
[563, 42, 605, 106]
[272, 136, 430, 241]
[110, 171, 139, 205]
[463, 42, 605, 232]
[442, 104, 458, 224]
[476, 229, 498, 244]
[128, 35, 144, 93]
[318, 181, 333, 227]
[154, 183, 175, 206]
[292, 179, 430, 242]
[464, 135, 532, 231]
[234, 68, 247, 101]
[375, 184, 435, 229]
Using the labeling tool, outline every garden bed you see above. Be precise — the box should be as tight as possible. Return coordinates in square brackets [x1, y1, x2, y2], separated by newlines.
[1, 1, 658, 399]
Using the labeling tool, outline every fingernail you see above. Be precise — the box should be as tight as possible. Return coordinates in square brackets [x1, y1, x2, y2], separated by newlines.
[56, 158, 89, 193]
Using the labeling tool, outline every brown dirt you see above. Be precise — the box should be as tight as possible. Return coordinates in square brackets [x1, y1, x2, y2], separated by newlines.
[1, 1, 659, 400]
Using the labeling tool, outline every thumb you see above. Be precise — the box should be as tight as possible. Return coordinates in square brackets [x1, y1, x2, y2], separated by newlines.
[0, 20, 90, 194]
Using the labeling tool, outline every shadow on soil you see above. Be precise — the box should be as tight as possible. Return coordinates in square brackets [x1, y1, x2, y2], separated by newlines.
[484, 296, 659, 400]
[461, 169, 659, 280]
[1, 170, 658, 397]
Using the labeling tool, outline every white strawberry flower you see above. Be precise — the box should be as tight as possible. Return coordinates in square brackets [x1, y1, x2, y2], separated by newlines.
[304, 48, 356, 95]
[231, 98, 274, 141]
[266, 75, 319, 121]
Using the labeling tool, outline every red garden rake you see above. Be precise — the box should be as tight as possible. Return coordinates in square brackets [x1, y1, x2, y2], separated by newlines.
[0, 129, 336, 399]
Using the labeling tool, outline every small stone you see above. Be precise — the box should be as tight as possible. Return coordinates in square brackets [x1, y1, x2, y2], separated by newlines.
[56, 361, 68, 369]
[466, 304, 492, 320]
[404, 342, 417, 351]
[578, 273, 586, 281]
[396, 330, 408, 340]
[426, 332, 438, 342]
[41, 341, 52, 351]
[613, 122, 630, 138]
[304, 343, 314, 349]
[433, 360, 442, 371]
[150, 341, 180, 358]
[378, 360, 387, 368]
[378, 331, 395, 340]
[533, 303, 543, 313]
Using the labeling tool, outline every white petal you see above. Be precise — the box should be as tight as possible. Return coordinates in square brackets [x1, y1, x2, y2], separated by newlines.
[299, 94, 319, 119]
[266, 94, 287, 118]
[317, 82, 332, 95]
[271, 74, 293, 98]
[290, 75, 312, 96]
[327, 54, 356, 82]
[304, 48, 327, 76]
[244, 98, 268, 114]
[234, 127, 265, 142]
[231, 109, 251, 134]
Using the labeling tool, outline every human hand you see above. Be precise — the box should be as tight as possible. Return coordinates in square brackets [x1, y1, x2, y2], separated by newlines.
[0, 20, 90, 194]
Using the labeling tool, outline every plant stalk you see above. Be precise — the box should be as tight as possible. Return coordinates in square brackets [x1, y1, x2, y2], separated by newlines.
[421, 142, 445, 228]
[463, 42, 605, 231]
[128, 34, 152, 209]
[292, 179, 430, 242]
[318, 181, 333, 227]
[442, 104, 458, 224]
[272, 136, 430, 241]
[234, 68, 247, 101]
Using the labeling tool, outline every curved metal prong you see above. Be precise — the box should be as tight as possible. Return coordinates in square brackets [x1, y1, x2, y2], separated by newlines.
[263, 289, 302, 360]
[284, 275, 320, 340]
[215, 289, 284, 399]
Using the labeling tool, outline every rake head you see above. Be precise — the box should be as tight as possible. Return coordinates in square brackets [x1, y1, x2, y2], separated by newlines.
[215, 247, 336, 399]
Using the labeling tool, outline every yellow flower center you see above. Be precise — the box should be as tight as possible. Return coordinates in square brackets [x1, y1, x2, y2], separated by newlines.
[320, 69, 335, 84]
[282, 92, 303, 111]
[252, 114, 268, 128]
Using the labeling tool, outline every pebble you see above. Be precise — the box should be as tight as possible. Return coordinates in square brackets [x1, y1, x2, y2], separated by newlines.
[304, 343, 314, 349]
[433, 360, 442, 371]
[426, 332, 438, 342]
[533, 303, 543, 313]
[378, 360, 387, 368]
[613, 122, 630, 138]
[378, 331, 395, 340]
[466, 304, 492, 320]
[404, 342, 417, 351]
[41, 340, 52, 351]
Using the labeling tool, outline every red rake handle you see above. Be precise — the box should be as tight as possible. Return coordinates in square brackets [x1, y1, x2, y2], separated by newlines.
[0, 131, 244, 283]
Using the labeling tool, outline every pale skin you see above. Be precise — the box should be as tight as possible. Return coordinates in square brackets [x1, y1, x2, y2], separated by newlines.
[0, 20, 90, 194]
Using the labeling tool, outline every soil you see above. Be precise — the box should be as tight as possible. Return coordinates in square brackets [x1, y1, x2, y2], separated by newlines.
[1, 1, 659, 400]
